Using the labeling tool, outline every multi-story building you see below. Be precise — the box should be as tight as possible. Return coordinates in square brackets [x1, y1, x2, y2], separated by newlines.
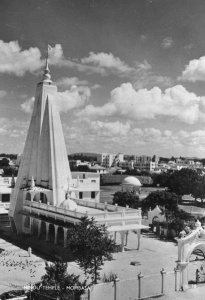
[133, 155, 159, 173]
[71, 172, 100, 202]
[97, 153, 124, 168]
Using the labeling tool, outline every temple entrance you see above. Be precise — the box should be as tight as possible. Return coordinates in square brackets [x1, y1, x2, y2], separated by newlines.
[188, 248, 205, 285]
[177, 226, 205, 290]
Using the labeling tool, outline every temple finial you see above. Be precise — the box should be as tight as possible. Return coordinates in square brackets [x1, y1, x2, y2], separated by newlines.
[42, 45, 52, 83]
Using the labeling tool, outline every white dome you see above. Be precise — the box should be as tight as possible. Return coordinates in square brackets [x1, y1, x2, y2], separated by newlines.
[60, 199, 78, 211]
[122, 176, 142, 187]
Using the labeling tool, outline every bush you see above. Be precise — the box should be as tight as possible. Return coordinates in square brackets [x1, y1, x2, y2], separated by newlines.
[101, 272, 118, 282]
[113, 191, 140, 209]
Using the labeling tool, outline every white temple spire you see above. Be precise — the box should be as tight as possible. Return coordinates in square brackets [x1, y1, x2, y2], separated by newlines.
[42, 45, 52, 83]
[9, 53, 72, 234]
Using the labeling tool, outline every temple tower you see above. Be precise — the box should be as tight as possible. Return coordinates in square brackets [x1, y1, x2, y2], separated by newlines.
[9, 57, 72, 234]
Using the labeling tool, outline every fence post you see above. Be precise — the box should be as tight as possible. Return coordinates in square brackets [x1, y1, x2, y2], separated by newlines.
[138, 272, 144, 299]
[114, 277, 120, 300]
[160, 268, 166, 294]
[88, 287, 91, 300]
[174, 268, 180, 291]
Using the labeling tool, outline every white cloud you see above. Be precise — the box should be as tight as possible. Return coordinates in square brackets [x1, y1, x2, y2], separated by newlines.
[0, 117, 28, 138]
[80, 52, 152, 78]
[0, 90, 7, 98]
[161, 37, 174, 49]
[81, 52, 132, 74]
[0, 40, 43, 76]
[20, 97, 35, 114]
[56, 77, 89, 87]
[140, 34, 148, 42]
[180, 55, 205, 82]
[88, 120, 131, 137]
[56, 86, 91, 112]
[21, 85, 91, 114]
[48, 44, 64, 65]
[78, 83, 205, 124]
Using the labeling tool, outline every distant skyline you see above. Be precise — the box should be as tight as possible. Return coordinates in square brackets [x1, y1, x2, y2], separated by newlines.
[2, 0, 205, 157]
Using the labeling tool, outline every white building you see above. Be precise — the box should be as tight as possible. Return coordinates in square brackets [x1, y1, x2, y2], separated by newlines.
[97, 153, 124, 168]
[8, 58, 147, 251]
[0, 176, 15, 206]
[70, 172, 100, 202]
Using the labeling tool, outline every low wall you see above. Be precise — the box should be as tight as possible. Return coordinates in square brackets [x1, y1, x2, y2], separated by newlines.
[100, 175, 153, 186]
[85, 269, 177, 300]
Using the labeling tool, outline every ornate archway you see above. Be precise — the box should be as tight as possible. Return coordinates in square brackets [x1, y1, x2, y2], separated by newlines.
[177, 227, 205, 290]
[33, 192, 48, 204]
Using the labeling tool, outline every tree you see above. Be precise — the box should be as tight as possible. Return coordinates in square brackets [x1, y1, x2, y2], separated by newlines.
[192, 176, 205, 203]
[0, 158, 9, 167]
[31, 261, 85, 300]
[141, 190, 180, 213]
[67, 217, 116, 284]
[113, 191, 140, 209]
[151, 173, 170, 187]
[2, 166, 18, 177]
[167, 169, 199, 196]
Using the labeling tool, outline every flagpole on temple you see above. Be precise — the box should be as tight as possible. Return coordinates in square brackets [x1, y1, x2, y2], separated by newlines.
[42, 44, 52, 82]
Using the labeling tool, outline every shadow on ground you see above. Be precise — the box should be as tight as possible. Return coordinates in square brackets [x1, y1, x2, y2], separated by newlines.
[0, 226, 74, 262]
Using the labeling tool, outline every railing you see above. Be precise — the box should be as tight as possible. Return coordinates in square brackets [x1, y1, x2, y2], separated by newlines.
[85, 268, 177, 300]
[23, 200, 142, 227]
[72, 198, 142, 215]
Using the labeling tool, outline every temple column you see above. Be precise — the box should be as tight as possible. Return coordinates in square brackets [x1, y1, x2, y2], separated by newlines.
[45, 222, 50, 242]
[114, 232, 117, 242]
[37, 220, 42, 238]
[125, 231, 129, 246]
[54, 225, 59, 245]
[120, 231, 126, 252]
[30, 217, 34, 234]
[63, 228, 68, 248]
[137, 229, 141, 250]
[177, 262, 189, 291]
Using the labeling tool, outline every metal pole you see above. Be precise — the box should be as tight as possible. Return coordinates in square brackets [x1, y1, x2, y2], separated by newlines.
[174, 268, 180, 291]
[88, 287, 91, 300]
[138, 272, 144, 299]
[160, 268, 166, 294]
[114, 277, 119, 300]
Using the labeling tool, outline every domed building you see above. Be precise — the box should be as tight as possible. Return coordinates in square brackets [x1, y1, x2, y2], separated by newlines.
[60, 199, 78, 211]
[122, 176, 142, 193]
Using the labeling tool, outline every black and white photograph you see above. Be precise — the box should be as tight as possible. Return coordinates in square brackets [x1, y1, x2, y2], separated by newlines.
[1, 0, 205, 299]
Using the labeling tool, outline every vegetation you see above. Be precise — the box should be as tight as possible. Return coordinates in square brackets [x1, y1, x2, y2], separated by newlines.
[151, 173, 170, 187]
[70, 165, 90, 172]
[141, 190, 180, 213]
[0, 158, 10, 167]
[2, 166, 18, 177]
[31, 261, 85, 300]
[113, 191, 140, 209]
[67, 217, 116, 284]
[68, 154, 97, 162]
[167, 168, 199, 196]
[101, 272, 118, 282]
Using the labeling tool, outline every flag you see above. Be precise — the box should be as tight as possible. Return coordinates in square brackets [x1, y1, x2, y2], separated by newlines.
[48, 44, 52, 51]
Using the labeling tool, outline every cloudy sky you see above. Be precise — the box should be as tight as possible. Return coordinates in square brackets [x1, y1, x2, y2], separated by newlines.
[2, 0, 205, 157]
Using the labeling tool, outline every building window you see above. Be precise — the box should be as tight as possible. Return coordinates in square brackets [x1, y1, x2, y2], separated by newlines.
[40, 193, 47, 204]
[2, 194, 10, 202]
[91, 180, 96, 183]
[24, 216, 30, 228]
[91, 191, 95, 199]
[79, 192, 83, 199]
[83, 174, 85, 179]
